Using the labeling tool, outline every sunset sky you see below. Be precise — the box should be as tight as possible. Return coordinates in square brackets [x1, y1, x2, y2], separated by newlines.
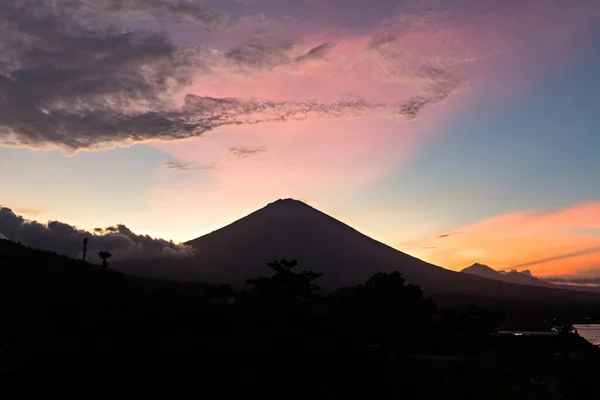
[1, 0, 599, 278]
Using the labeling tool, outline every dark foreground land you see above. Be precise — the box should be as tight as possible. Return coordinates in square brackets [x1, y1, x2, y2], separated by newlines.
[1, 239, 600, 398]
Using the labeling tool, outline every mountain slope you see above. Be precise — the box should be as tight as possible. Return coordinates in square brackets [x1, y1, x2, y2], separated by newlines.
[114, 199, 600, 307]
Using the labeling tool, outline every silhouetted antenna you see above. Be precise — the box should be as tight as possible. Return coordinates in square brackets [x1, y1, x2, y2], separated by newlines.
[82, 237, 88, 262]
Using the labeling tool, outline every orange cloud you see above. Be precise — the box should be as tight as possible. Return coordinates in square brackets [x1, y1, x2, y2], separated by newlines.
[404, 203, 600, 277]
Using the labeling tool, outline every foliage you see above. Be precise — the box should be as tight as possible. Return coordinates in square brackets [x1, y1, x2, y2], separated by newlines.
[329, 271, 436, 347]
[98, 250, 112, 268]
[246, 259, 322, 306]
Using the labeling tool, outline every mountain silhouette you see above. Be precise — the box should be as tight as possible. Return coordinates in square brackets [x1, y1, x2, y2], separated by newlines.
[461, 263, 502, 280]
[114, 199, 600, 307]
[461, 263, 600, 293]
[184, 198, 451, 289]
[461, 263, 554, 287]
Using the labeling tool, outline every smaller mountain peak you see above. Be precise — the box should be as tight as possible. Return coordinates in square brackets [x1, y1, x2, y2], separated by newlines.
[463, 263, 494, 272]
[461, 263, 501, 278]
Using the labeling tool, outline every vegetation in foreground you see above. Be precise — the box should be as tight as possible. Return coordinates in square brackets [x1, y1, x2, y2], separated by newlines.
[1, 238, 599, 398]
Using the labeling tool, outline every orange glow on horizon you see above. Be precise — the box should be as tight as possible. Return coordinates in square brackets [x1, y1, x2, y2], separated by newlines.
[403, 203, 600, 277]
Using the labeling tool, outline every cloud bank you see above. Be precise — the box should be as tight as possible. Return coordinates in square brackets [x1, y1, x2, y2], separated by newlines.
[0, 0, 468, 151]
[0, 206, 193, 261]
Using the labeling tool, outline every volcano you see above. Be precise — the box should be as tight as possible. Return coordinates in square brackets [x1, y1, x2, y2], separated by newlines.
[114, 199, 600, 307]
[184, 198, 449, 289]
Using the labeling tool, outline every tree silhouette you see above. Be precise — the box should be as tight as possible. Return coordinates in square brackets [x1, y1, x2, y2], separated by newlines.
[244, 259, 324, 376]
[246, 259, 322, 306]
[98, 251, 112, 268]
[330, 271, 436, 348]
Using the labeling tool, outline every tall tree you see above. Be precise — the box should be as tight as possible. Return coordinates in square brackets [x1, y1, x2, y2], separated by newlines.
[98, 251, 112, 268]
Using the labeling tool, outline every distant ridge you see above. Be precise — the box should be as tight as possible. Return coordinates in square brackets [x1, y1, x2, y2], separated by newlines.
[461, 263, 501, 280]
[460, 263, 554, 287]
[114, 199, 600, 307]
[461, 263, 556, 287]
[460, 263, 600, 293]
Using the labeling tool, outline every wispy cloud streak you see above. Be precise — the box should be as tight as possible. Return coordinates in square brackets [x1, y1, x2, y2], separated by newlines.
[512, 246, 600, 269]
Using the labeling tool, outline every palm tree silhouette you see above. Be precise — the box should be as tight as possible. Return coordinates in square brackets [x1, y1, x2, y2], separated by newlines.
[98, 251, 112, 268]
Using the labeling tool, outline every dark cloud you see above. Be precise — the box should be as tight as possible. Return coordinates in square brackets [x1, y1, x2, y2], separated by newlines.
[222, 21, 333, 69]
[0, 0, 214, 150]
[0, 206, 194, 261]
[295, 42, 334, 63]
[51, 0, 229, 27]
[224, 39, 294, 68]
[225, 39, 333, 69]
[438, 231, 462, 238]
[0, 0, 465, 151]
[181, 93, 415, 126]
[512, 246, 600, 269]
[392, 65, 465, 119]
[369, 4, 441, 51]
[229, 146, 266, 159]
[96, 0, 229, 26]
[416, 65, 465, 100]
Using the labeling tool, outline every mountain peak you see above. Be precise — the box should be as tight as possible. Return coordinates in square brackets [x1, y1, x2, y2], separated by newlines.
[462, 263, 495, 273]
[266, 198, 311, 208]
[461, 263, 558, 289]
[460, 263, 501, 280]
[260, 198, 317, 214]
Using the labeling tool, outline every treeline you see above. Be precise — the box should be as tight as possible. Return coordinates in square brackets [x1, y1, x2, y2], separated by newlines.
[1, 239, 599, 398]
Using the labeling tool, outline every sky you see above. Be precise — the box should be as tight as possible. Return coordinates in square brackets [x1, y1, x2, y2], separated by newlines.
[1, 0, 599, 278]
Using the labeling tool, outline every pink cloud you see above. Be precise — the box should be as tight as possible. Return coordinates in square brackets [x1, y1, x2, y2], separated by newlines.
[139, 0, 599, 242]
[148, 114, 435, 206]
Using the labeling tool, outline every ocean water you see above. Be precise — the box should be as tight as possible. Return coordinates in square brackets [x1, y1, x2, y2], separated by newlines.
[574, 324, 600, 345]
